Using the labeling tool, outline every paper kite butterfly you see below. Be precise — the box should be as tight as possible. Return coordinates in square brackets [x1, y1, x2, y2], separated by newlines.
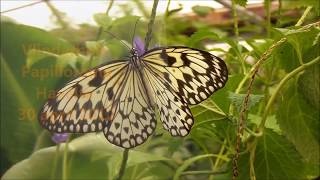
[39, 46, 228, 148]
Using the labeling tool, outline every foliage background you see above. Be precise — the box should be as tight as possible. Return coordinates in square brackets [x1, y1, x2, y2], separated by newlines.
[1, 0, 319, 180]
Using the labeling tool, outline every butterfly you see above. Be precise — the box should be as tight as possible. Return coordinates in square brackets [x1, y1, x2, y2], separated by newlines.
[38, 46, 228, 148]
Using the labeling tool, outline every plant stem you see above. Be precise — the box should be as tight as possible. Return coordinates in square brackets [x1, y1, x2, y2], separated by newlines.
[144, 0, 160, 51]
[1, 0, 43, 13]
[259, 56, 320, 131]
[89, 0, 114, 67]
[62, 138, 70, 180]
[181, 170, 227, 176]
[213, 139, 227, 170]
[296, 6, 313, 26]
[265, 0, 271, 37]
[174, 154, 229, 180]
[231, 0, 239, 38]
[33, 130, 47, 151]
[51, 144, 60, 180]
[44, 1, 68, 29]
[133, 0, 150, 18]
[115, 149, 129, 180]
[232, 21, 319, 179]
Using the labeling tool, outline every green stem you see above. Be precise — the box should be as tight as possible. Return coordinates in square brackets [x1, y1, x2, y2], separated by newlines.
[44, 1, 68, 29]
[33, 130, 48, 151]
[133, 0, 150, 18]
[265, 0, 271, 37]
[295, 6, 313, 26]
[213, 139, 227, 170]
[51, 144, 60, 180]
[115, 149, 129, 180]
[144, 0, 160, 51]
[231, 0, 239, 38]
[62, 138, 70, 180]
[181, 170, 227, 176]
[164, 0, 171, 18]
[89, 0, 114, 68]
[1, 0, 43, 13]
[174, 154, 229, 180]
[259, 56, 320, 130]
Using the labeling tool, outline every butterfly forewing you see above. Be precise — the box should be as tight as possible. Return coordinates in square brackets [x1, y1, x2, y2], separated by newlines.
[142, 46, 228, 105]
[39, 61, 129, 133]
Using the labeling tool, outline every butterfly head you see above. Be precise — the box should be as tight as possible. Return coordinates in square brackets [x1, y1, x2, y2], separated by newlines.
[130, 47, 139, 58]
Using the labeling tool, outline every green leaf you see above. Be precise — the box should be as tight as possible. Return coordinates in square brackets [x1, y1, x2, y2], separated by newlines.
[276, 28, 320, 71]
[276, 79, 319, 164]
[228, 92, 264, 112]
[0, 22, 73, 167]
[210, 74, 244, 113]
[234, 0, 248, 7]
[85, 40, 105, 55]
[2, 134, 171, 180]
[298, 65, 319, 110]
[93, 13, 112, 28]
[26, 50, 58, 68]
[248, 114, 280, 133]
[192, 5, 213, 17]
[237, 129, 305, 180]
[187, 30, 219, 47]
[282, 0, 320, 14]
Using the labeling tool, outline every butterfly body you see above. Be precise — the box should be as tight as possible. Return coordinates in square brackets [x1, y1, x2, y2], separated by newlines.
[39, 46, 228, 148]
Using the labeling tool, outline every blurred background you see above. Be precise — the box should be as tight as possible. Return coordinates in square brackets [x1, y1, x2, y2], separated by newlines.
[1, 0, 319, 180]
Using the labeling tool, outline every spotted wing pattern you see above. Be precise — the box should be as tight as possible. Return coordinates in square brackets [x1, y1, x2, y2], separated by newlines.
[142, 46, 228, 105]
[38, 61, 129, 133]
[103, 63, 157, 148]
[144, 66, 193, 137]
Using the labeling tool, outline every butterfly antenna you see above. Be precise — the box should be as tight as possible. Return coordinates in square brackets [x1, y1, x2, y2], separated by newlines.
[131, 17, 141, 47]
[103, 30, 131, 50]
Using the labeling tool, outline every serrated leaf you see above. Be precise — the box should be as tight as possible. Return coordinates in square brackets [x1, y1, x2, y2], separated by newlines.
[248, 114, 280, 133]
[237, 129, 305, 180]
[228, 92, 264, 112]
[276, 79, 319, 164]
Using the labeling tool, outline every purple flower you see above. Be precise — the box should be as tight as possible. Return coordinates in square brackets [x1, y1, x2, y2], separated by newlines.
[134, 37, 145, 56]
[52, 133, 69, 144]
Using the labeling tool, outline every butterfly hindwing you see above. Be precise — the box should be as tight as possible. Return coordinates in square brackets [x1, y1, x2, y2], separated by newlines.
[144, 63, 194, 137]
[142, 46, 228, 105]
[103, 63, 157, 148]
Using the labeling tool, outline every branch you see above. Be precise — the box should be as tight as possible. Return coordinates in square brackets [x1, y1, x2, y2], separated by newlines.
[114, 149, 129, 180]
[0, 0, 44, 14]
[144, 0, 160, 51]
[232, 20, 320, 179]
[259, 56, 320, 130]
[215, 0, 264, 24]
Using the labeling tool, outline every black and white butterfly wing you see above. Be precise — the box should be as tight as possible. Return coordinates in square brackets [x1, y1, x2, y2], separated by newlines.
[142, 46, 228, 105]
[103, 63, 157, 148]
[39, 61, 129, 133]
[144, 67, 193, 137]
[141, 46, 228, 136]
[39, 60, 156, 148]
